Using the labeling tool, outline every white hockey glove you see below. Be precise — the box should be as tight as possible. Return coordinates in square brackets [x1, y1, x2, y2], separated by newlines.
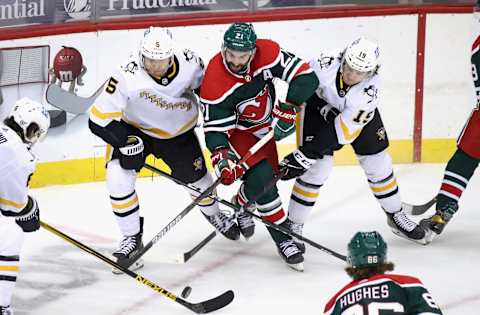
[119, 135, 145, 172]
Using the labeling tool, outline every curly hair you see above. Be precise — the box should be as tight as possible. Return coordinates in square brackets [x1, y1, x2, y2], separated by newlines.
[345, 262, 395, 280]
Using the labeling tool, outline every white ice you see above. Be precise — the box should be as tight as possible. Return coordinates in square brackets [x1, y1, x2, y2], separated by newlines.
[11, 163, 480, 315]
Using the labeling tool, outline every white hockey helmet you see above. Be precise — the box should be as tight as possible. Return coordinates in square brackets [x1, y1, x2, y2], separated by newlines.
[139, 26, 175, 64]
[343, 37, 380, 73]
[9, 97, 50, 145]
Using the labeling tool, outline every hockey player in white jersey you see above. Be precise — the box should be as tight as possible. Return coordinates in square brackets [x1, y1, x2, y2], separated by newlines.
[89, 26, 241, 273]
[279, 37, 431, 248]
[0, 98, 50, 314]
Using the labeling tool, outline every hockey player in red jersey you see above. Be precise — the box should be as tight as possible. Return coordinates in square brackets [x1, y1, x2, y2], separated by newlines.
[420, 3, 480, 241]
[323, 231, 443, 315]
[200, 22, 319, 271]
[0, 98, 50, 315]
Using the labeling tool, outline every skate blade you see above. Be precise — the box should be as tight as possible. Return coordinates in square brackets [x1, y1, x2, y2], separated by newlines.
[286, 262, 304, 272]
[390, 229, 430, 246]
[112, 259, 144, 275]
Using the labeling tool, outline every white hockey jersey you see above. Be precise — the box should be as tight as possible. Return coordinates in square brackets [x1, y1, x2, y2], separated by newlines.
[0, 124, 36, 215]
[309, 53, 381, 145]
[90, 49, 204, 140]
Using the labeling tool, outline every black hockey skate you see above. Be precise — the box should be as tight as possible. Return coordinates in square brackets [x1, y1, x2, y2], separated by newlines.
[276, 239, 304, 272]
[286, 219, 305, 254]
[112, 217, 144, 274]
[203, 211, 240, 241]
[420, 199, 458, 236]
[232, 196, 255, 239]
[0, 305, 12, 315]
[386, 210, 431, 245]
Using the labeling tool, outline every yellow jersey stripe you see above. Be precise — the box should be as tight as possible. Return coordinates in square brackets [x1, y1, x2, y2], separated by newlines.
[340, 117, 362, 142]
[91, 105, 122, 120]
[0, 198, 26, 209]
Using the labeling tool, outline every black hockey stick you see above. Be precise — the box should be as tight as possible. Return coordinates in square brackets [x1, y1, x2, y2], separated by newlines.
[40, 221, 234, 313]
[126, 130, 275, 268]
[402, 197, 436, 215]
[145, 163, 347, 262]
[180, 231, 217, 263]
[124, 177, 222, 269]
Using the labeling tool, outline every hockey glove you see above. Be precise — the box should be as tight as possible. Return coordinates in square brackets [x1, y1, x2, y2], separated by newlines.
[272, 102, 297, 141]
[119, 135, 145, 172]
[15, 196, 40, 233]
[318, 103, 340, 123]
[279, 149, 316, 180]
[211, 148, 245, 185]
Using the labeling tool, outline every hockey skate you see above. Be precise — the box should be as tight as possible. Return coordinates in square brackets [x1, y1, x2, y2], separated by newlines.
[386, 210, 432, 245]
[232, 196, 255, 240]
[420, 199, 458, 238]
[286, 219, 305, 254]
[0, 305, 12, 315]
[112, 217, 144, 275]
[276, 239, 304, 272]
[203, 211, 240, 241]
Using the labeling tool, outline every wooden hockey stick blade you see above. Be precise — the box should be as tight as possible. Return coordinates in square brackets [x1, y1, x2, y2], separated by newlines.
[40, 221, 234, 313]
[45, 82, 104, 115]
[402, 197, 436, 215]
[178, 231, 217, 264]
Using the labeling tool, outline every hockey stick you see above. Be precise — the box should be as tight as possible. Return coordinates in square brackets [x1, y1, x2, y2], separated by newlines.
[45, 81, 105, 115]
[126, 130, 275, 267]
[402, 197, 437, 215]
[145, 164, 347, 262]
[40, 221, 234, 313]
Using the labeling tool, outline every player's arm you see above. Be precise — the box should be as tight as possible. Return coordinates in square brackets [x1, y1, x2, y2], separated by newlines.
[0, 149, 39, 232]
[272, 48, 319, 108]
[88, 71, 129, 148]
[201, 99, 235, 151]
[405, 285, 443, 314]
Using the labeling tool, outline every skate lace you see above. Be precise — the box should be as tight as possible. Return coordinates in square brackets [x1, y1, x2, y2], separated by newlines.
[0, 306, 12, 315]
[116, 236, 138, 256]
[288, 221, 303, 236]
[278, 240, 300, 258]
[210, 212, 234, 233]
[393, 211, 417, 232]
[237, 212, 255, 229]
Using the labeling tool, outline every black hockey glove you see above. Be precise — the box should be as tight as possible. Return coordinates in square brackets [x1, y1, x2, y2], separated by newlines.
[318, 104, 340, 123]
[15, 196, 40, 233]
[279, 149, 316, 180]
[119, 135, 145, 172]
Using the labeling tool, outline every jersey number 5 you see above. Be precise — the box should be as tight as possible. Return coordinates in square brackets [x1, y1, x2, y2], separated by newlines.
[105, 77, 119, 94]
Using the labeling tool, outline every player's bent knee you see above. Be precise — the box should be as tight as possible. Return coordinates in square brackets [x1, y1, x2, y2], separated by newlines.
[357, 150, 393, 182]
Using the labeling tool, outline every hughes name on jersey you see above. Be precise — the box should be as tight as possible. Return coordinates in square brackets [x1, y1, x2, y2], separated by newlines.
[309, 52, 380, 145]
[0, 125, 36, 215]
[324, 274, 442, 315]
[90, 49, 204, 141]
[200, 39, 318, 151]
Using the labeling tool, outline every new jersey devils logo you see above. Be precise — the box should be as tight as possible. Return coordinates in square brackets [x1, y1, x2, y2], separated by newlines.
[236, 85, 273, 124]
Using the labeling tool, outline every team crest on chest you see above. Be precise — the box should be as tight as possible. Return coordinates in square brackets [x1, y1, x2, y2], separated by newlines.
[236, 85, 273, 124]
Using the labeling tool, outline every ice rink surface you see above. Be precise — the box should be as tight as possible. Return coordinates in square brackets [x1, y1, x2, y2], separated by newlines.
[11, 163, 480, 315]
